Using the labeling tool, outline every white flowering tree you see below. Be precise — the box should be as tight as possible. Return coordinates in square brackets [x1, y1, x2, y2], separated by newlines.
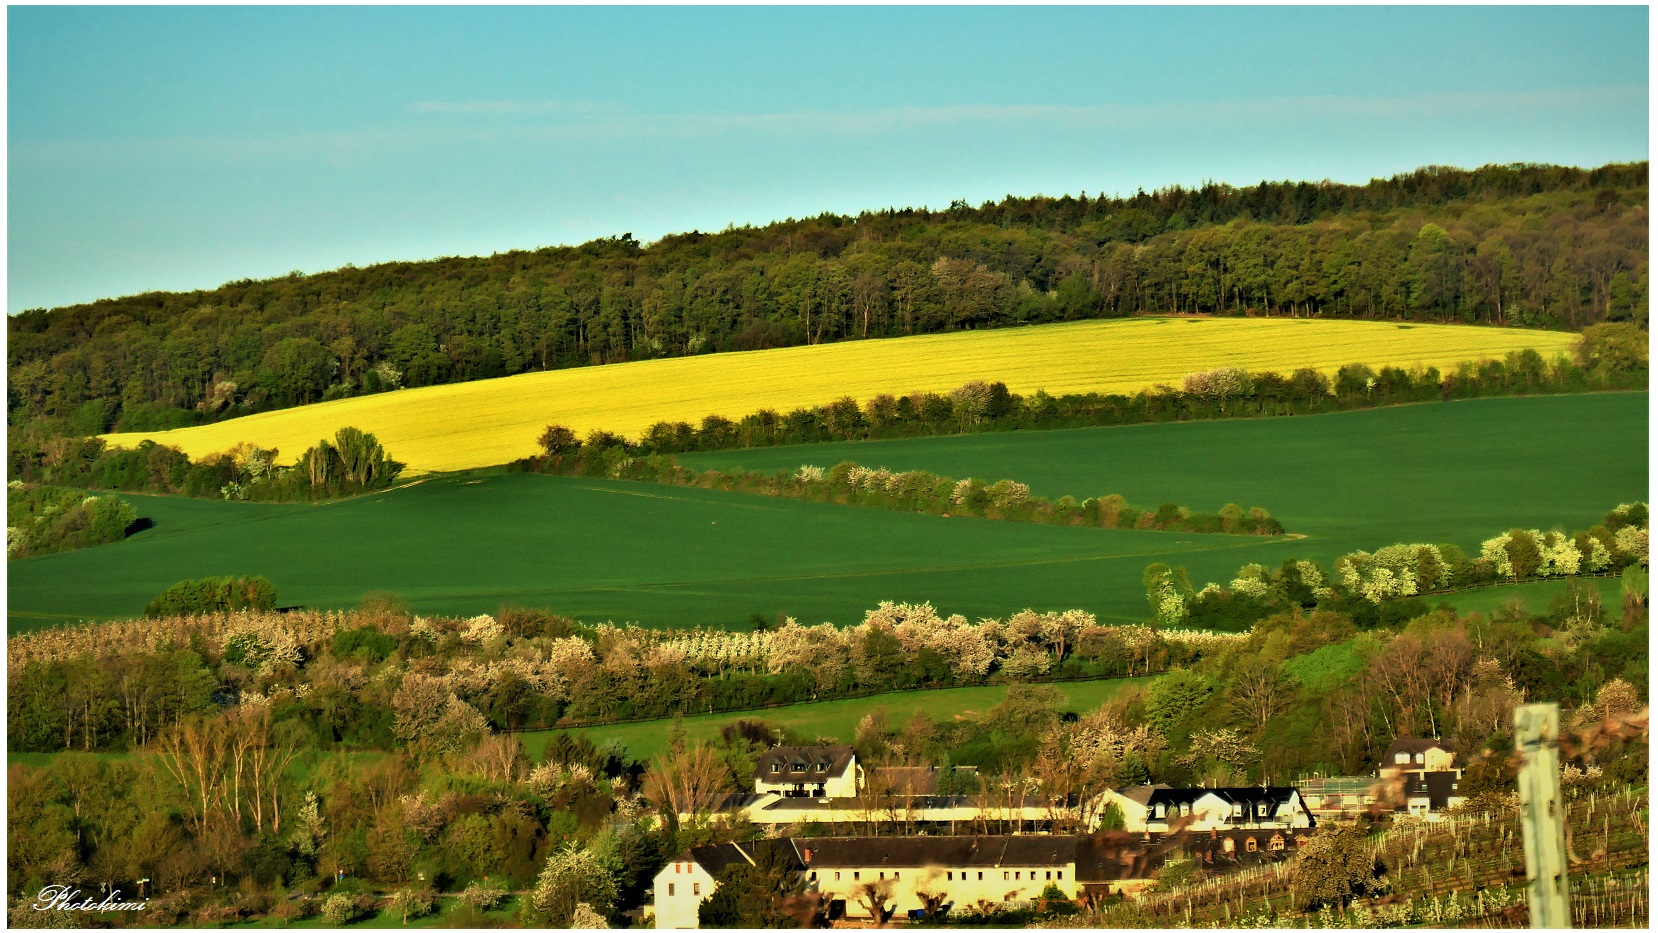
[1143, 564, 1193, 627]
[1229, 564, 1272, 599]
[1334, 544, 1450, 602]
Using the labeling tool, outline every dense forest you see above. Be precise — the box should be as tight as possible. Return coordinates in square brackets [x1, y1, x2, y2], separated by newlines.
[6, 162, 1648, 436]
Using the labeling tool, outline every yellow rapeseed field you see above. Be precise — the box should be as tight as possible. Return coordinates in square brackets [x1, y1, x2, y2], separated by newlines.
[102, 317, 1578, 475]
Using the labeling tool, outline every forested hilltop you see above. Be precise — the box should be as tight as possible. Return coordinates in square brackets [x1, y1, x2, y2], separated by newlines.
[7, 162, 1647, 436]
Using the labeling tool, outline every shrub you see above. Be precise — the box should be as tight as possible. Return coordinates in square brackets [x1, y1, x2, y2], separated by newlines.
[388, 887, 437, 923]
[144, 575, 278, 617]
[320, 892, 373, 926]
[457, 877, 510, 912]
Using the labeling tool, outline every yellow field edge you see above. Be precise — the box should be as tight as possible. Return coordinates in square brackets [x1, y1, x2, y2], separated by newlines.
[100, 317, 1577, 475]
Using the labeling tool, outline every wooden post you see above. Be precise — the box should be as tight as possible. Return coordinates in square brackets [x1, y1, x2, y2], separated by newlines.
[1515, 702, 1571, 928]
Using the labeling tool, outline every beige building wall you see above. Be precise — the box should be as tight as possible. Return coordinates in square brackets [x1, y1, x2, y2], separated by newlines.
[806, 861, 1078, 918]
[754, 765, 860, 797]
[654, 858, 718, 929]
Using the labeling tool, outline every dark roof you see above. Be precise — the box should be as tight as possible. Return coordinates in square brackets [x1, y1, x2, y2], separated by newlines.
[753, 745, 856, 784]
[704, 792, 769, 813]
[791, 835, 1078, 869]
[1115, 784, 1173, 806]
[1074, 832, 1162, 883]
[1142, 787, 1301, 807]
[1384, 738, 1453, 758]
[688, 841, 771, 876]
[755, 793, 1058, 813]
[1074, 829, 1313, 883]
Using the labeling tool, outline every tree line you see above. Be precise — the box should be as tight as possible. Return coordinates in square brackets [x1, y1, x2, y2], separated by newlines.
[6, 482, 139, 559]
[7, 162, 1646, 436]
[1147, 502, 1648, 633]
[7, 426, 402, 503]
[513, 444, 1284, 537]
[537, 335, 1645, 458]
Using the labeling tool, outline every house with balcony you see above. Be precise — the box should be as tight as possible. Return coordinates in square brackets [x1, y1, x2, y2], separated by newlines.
[1377, 738, 1465, 816]
[752, 745, 861, 798]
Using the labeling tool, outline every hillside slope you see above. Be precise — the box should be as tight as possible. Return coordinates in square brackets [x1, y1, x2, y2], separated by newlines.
[17, 393, 1643, 631]
[7, 161, 1645, 436]
[98, 317, 1576, 474]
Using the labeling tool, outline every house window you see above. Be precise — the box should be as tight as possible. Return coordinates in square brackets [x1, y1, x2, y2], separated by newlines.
[947, 872, 953, 881]
[894, 872, 900, 880]
[817, 762, 827, 771]
[1223, 838, 1235, 854]
[1045, 871, 1052, 880]
[1414, 753, 1423, 764]
[693, 883, 701, 896]
[810, 871, 817, 881]
[834, 872, 841, 881]
[853, 872, 860, 880]
[1232, 803, 1242, 817]
[1056, 871, 1063, 880]
[1270, 835, 1285, 851]
[674, 863, 681, 874]
[771, 763, 780, 772]
[1003, 872, 1010, 880]
[669, 884, 675, 896]
[977, 872, 983, 880]
[794, 762, 805, 771]
[1245, 837, 1258, 853]
[1154, 804, 1164, 818]
[1395, 753, 1409, 764]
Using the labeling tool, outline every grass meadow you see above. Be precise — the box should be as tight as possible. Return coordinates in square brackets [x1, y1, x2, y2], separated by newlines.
[98, 317, 1577, 475]
[520, 678, 1144, 764]
[12, 393, 1643, 634]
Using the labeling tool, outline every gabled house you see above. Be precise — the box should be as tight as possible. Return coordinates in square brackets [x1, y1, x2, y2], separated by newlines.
[655, 842, 761, 930]
[1377, 738, 1464, 816]
[752, 745, 861, 797]
[1379, 738, 1458, 777]
[1106, 785, 1314, 833]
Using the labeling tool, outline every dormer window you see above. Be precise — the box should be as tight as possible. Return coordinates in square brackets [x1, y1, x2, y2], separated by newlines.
[817, 762, 827, 772]
[1154, 804, 1164, 818]
[793, 761, 806, 772]
[1232, 803, 1243, 817]
[1396, 753, 1409, 764]
[771, 763, 780, 773]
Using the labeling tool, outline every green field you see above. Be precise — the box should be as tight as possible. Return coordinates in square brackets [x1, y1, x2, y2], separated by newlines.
[8, 393, 1646, 633]
[1435, 575, 1626, 617]
[520, 678, 1145, 765]
[685, 393, 1648, 557]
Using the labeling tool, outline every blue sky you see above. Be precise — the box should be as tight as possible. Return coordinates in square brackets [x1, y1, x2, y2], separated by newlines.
[7, 6, 1649, 312]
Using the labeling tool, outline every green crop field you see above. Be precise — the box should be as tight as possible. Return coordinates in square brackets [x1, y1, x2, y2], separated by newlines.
[519, 678, 1145, 765]
[1435, 575, 1625, 617]
[9, 393, 1645, 634]
[5, 473, 1271, 633]
[685, 392, 1649, 560]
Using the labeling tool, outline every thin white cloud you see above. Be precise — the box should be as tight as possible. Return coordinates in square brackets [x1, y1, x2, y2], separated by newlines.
[13, 85, 1646, 166]
[407, 99, 625, 117]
